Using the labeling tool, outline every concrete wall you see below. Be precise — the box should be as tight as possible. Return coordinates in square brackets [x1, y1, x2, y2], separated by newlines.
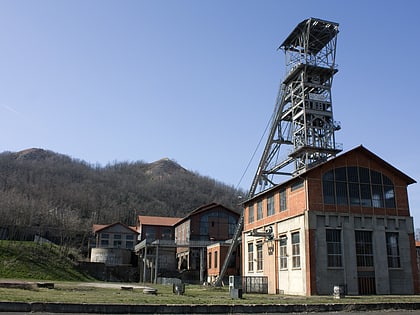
[78, 262, 139, 282]
[90, 248, 132, 266]
[311, 211, 415, 295]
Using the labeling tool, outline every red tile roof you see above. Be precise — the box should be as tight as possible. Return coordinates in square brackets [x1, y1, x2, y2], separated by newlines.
[137, 215, 181, 227]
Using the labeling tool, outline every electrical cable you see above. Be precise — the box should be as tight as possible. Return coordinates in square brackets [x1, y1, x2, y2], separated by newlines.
[235, 107, 277, 192]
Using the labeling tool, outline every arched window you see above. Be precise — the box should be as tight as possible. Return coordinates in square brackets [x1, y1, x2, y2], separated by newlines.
[322, 166, 395, 208]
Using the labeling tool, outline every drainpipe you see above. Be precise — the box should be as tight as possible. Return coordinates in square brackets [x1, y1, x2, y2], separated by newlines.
[143, 243, 147, 283]
[154, 245, 159, 284]
[200, 248, 205, 284]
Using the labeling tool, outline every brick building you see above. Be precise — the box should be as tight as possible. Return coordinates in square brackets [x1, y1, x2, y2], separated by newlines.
[135, 215, 181, 282]
[207, 241, 241, 283]
[175, 203, 240, 283]
[242, 145, 418, 295]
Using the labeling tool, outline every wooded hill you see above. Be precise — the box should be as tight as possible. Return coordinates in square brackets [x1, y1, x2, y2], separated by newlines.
[0, 148, 244, 247]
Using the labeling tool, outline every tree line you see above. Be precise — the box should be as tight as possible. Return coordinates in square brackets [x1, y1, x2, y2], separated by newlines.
[0, 148, 245, 249]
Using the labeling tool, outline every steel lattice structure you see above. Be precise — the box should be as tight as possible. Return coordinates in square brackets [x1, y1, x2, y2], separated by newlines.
[249, 18, 342, 197]
[215, 18, 341, 286]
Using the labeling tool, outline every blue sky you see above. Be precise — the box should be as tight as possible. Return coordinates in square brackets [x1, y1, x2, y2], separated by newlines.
[1, 0, 420, 226]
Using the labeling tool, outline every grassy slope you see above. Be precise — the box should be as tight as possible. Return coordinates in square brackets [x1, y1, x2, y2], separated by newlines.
[0, 240, 92, 281]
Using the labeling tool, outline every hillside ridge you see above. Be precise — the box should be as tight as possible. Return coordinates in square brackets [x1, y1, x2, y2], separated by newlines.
[0, 148, 244, 247]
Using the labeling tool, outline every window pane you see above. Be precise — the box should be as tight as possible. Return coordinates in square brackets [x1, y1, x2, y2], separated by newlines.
[336, 182, 348, 205]
[323, 170, 334, 181]
[383, 175, 393, 186]
[248, 205, 254, 223]
[257, 243, 263, 270]
[347, 166, 359, 183]
[267, 195, 275, 216]
[323, 180, 335, 204]
[292, 232, 300, 244]
[257, 201, 263, 220]
[372, 185, 384, 208]
[371, 170, 382, 184]
[349, 183, 360, 205]
[384, 186, 396, 208]
[280, 189, 287, 211]
[335, 167, 347, 181]
[279, 236, 287, 269]
[360, 184, 372, 207]
[359, 167, 370, 183]
[292, 232, 300, 268]
[248, 243, 254, 272]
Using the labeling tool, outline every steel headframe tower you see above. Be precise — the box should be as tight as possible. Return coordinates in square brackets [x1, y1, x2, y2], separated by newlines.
[249, 17, 342, 197]
[215, 18, 341, 287]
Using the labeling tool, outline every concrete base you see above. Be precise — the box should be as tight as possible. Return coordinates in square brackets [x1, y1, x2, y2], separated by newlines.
[1, 301, 420, 314]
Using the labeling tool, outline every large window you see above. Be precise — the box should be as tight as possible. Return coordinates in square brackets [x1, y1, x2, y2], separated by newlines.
[323, 166, 395, 208]
[292, 232, 301, 268]
[326, 229, 342, 267]
[279, 236, 287, 269]
[199, 211, 238, 240]
[386, 232, 401, 268]
[257, 201, 263, 220]
[248, 243, 254, 272]
[267, 195, 275, 216]
[248, 204, 254, 223]
[256, 242, 263, 271]
[355, 231, 373, 267]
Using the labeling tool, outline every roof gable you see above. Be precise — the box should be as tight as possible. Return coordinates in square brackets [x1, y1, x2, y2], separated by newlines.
[92, 222, 138, 234]
[309, 145, 416, 184]
[175, 203, 240, 225]
[245, 145, 416, 203]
